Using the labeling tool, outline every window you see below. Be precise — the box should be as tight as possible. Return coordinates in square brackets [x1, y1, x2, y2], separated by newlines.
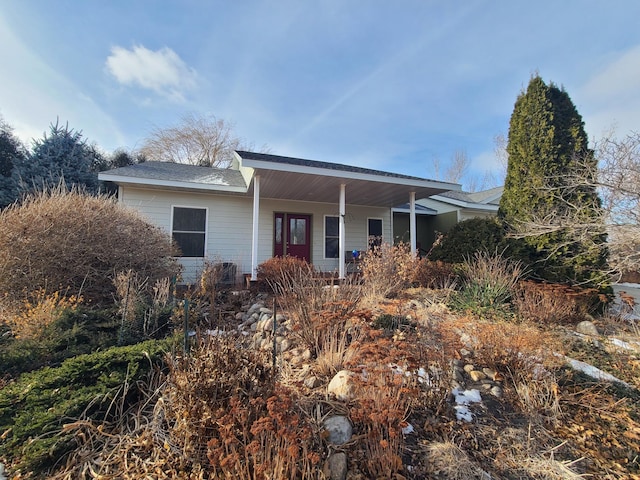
[368, 218, 383, 250]
[325, 215, 339, 258]
[172, 207, 206, 257]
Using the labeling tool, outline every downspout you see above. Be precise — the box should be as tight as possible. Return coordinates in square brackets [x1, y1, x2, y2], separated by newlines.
[251, 175, 260, 281]
[409, 191, 417, 256]
[339, 184, 346, 279]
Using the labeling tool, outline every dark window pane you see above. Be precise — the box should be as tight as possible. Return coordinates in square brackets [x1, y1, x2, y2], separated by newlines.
[173, 232, 205, 257]
[325, 216, 339, 236]
[173, 207, 206, 232]
[368, 218, 382, 249]
[325, 238, 339, 258]
[368, 218, 382, 236]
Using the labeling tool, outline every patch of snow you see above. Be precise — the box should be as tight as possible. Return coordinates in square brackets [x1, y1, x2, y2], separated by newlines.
[610, 337, 639, 351]
[452, 387, 483, 422]
[453, 388, 482, 404]
[0, 462, 6, 480]
[389, 363, 404, 375]
[454, 405, 473, 422]
[402, 423, 415, 435]
[564, 356, 631, 388]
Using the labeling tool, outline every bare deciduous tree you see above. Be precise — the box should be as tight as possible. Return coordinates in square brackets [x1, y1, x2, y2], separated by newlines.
[509, 131, 640, 280]
[140, 113, 258, 168]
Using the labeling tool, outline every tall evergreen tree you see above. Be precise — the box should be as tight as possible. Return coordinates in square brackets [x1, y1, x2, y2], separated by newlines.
[499, 75, 608, 286]
[18, 120, 103, 195]
[0, 118, 25, 208]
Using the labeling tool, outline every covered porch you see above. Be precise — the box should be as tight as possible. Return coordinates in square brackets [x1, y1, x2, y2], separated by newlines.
[234, 151, 460, 280]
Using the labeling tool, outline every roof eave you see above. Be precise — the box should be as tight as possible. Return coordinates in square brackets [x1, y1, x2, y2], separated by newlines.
[98, 173, 248, 194]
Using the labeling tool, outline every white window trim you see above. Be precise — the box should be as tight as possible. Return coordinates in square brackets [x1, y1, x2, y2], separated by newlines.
[170, 205, 208, 258]
[324, 214, 340, 259]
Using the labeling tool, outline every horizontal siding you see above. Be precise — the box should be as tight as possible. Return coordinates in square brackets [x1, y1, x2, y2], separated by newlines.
[120, 186, 392, 282]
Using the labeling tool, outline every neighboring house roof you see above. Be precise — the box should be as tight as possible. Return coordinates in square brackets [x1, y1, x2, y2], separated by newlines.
[428, 186, 503, 212]
[391, 203, 438, 215]
[99, 151, 462, 208]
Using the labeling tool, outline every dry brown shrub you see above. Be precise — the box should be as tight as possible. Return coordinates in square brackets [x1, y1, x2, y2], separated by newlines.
[256, 255, 313, 291]
[513, 280, 606, 324]
[360, 242, 418, 299]
[349, 369, 415, 479]
[265, 256, 363, 359]
[162, 335, 274, 464]
[161, 335, 322, 478]
[209, 388, 321, 479]
[410, 258, 458, 290]
[0, 187, 180, 305]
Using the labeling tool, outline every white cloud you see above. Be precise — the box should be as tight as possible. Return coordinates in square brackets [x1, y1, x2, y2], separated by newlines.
[579, 45, 640, 138]
[106, 45, 198, 102]
[0, 14, 126, 150]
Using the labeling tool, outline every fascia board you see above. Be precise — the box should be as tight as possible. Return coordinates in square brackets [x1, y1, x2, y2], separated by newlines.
[242, 158, 460, 191]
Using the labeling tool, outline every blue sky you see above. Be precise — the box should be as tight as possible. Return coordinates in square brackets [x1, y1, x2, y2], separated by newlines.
[1, 1, 639, 190]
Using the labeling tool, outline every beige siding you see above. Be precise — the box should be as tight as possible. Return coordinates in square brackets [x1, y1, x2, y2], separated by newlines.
[119, 186, 391, 283]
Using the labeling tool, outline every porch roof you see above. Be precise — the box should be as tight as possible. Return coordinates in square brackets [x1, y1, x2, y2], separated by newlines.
[235, 151, 461, 207]
[98, 151, 461, 207]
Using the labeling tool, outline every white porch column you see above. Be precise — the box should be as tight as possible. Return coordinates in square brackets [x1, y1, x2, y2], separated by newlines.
[250, 175, 260, 281]
[409, 191, 417, 256]
[338, 184, 346, 279]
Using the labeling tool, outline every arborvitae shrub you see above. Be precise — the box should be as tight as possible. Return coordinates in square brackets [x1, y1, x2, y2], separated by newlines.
[0, 187, 180, 305]
[428, 217, 506, 264]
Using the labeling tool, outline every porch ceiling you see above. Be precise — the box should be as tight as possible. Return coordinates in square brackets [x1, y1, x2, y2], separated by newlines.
[237, 151, 460, 207]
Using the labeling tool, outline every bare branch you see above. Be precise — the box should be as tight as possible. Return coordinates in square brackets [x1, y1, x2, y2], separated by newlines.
[139, 112, 261, 168]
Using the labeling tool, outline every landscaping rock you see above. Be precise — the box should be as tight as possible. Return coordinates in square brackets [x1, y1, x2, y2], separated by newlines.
[323, 415, 353, 445]
[326, 452, 348, 480]
[328, 370, 356, 401]
[469, 370, 487, 382]
[304, 375, 322, 389]
[576, 320, 599, 336]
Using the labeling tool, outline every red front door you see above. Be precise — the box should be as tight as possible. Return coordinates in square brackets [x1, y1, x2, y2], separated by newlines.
[274, 213, 311, 262]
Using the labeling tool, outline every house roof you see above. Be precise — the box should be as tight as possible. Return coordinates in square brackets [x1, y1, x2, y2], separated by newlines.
[98, 151, 461, 208]
[235, 151, 460, 207]
[428, 186, 503, 212]
[391, 203, 438, 215]
[98, 161, 248, 193]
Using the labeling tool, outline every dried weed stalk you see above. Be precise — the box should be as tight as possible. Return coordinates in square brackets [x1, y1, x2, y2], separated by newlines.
[360, 242, 418, 300]
[350, 369, 414, 479]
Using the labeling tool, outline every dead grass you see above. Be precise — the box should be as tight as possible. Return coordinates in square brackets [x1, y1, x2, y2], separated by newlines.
[425, 441, 488, 479]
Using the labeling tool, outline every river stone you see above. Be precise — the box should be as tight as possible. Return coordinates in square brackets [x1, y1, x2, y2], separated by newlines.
[326, 452, 348, 480]
[576, 320, 599, 336]
[323, 415, 353, 445]
[328, 370, 356, 401]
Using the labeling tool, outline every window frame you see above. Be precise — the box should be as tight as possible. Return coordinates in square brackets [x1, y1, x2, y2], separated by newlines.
[170, 205, 208, 258]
